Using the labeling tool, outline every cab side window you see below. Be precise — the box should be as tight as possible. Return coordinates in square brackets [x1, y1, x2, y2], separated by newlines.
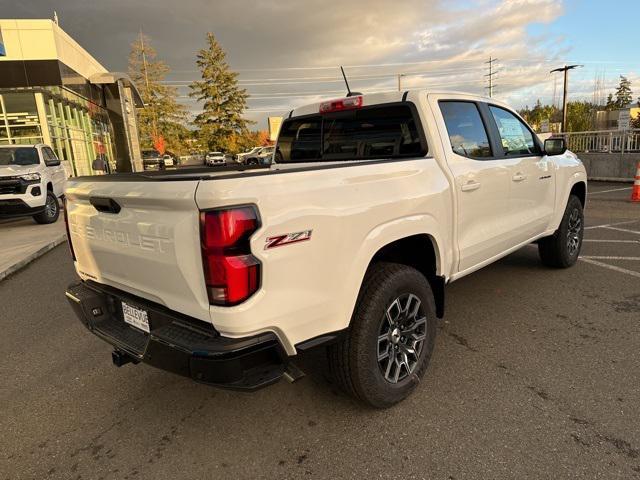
[439, 101, 492, 159]
[489, 106, 540, 156]
[43, 147, 57, 162]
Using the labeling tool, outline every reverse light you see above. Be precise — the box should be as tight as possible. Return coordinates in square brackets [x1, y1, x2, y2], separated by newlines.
[319, 95, 363, 114]
[200, 206, 261, 306]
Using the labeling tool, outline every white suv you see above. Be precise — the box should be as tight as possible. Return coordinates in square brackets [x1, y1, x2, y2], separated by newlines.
[205, 152, 227, 167]
[0, 144, 66, 224]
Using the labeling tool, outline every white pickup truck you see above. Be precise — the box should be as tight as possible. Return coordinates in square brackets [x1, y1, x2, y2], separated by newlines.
[0, 144, 66, 224]
[64, 91, 587, 408]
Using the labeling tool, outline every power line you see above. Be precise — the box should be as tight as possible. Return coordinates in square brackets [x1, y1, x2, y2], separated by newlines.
[161, 67, 488, 86]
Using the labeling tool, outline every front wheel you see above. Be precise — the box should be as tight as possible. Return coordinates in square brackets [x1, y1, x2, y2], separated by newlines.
[328, 262, 437, 408]
[538, 194, 584, 268]
[33, 191, 60, 224]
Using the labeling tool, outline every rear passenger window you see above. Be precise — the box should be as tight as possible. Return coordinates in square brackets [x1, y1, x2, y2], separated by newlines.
[439, 101, 492, 159]
[276, 105, 426, 163]
[276, 117, 322, 162]
[489, 106, 540, 156]
[322, 105, 423, 161]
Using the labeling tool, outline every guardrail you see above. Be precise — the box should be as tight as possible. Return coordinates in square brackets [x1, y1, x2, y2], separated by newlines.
[559, 129, 640, 153]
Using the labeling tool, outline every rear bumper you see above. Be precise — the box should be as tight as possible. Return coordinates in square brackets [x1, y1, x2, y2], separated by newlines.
[65, 281, 288, 391]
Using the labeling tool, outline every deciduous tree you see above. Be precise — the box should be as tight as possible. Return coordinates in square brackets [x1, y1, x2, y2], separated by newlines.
[128, 33, 187, 153]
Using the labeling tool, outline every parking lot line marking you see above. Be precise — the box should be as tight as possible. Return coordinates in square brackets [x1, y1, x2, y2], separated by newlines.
[579, 257, 640, 279]
[585, 219, 640, 230]
[602, 226, 640, 236]
[589, 187, 633, 194]
[581, 256, 640, 261]
[583, 239, 640, 244]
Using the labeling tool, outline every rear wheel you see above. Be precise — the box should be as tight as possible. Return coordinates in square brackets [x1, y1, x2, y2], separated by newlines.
[538, 194, 584, 268]
[33, 191, 60, 224]
[328, 262, 437, 408]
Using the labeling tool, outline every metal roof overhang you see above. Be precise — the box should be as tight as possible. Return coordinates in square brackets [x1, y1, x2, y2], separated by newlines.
[89, 72, 144, 107]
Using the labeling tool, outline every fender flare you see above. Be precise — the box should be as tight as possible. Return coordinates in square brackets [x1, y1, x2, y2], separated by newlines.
[339, 214, 448, 327]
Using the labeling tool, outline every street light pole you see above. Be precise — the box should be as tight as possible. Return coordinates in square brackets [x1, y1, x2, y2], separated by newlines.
[550, 64, 583, 133]
[398, 73, 405, 92]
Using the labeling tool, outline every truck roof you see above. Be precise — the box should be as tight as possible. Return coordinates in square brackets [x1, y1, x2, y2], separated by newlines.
[288, 89, 503, 118]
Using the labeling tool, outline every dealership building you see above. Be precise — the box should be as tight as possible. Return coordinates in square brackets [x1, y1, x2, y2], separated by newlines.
[0, 19, 143, 175]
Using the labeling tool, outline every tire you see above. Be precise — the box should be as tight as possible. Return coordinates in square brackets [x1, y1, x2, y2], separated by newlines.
[247, 158, 259, 166]
[327, 262, 437, 408]
[538, 194, 584, 268]
[33, 191, 60, 224]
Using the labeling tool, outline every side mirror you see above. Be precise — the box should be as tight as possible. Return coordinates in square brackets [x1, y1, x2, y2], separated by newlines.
[45, 159, 61, 167]
[544, 138, 567, 156]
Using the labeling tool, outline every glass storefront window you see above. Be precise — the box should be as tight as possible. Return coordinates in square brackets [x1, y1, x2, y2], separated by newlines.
[0, 92, 43, 144]
[0, 87, 117, 176]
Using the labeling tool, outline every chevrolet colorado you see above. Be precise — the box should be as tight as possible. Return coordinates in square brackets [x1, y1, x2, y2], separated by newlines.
[64, 91, 587, 408]
[0, 144, 66, 223]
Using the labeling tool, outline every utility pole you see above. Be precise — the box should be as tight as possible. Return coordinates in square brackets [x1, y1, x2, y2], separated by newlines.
[550, 64, 583, 133]
[485, 57, 498, 97]
[139, 30, 158, 140]
[397, 73, 405, 92]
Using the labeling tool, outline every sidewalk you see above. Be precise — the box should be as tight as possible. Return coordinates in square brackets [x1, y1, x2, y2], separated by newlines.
[0, 216, 66, 281]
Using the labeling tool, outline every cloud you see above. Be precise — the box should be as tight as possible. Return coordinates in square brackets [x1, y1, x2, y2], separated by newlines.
[6, 0, 571, 126]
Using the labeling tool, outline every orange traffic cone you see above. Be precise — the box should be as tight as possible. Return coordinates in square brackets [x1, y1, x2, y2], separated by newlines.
[632, 162, 640, 202]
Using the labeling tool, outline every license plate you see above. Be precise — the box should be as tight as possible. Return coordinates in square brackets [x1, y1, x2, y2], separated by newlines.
[122, 301, 150, 333]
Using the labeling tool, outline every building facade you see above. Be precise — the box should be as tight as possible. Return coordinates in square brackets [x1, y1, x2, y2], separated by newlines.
[0, 19, 143, 175]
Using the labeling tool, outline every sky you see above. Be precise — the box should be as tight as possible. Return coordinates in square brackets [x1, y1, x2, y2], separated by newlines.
[5, 0, 640, 129]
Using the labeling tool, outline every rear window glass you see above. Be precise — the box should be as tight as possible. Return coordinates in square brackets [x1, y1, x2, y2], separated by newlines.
[439, 101, 492, 159]
[276, 104, 426, 163]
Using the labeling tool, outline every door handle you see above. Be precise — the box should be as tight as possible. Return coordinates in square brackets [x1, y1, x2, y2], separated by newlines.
[512, 172, 527, 182]
[90, 197, 121, 214]
[461, 180, 481, 192]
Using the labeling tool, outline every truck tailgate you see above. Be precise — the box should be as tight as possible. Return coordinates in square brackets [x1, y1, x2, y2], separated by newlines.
[65, 179, 211, 322]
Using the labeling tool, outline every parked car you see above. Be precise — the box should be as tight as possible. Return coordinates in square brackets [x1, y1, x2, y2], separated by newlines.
[64, 90, 587, 408]
[236, 146, 262, 165]
[162, 154, 177, 168]
[205, 152, 227, 167]
[0, 144, 66, 224]
[254, 146, 275, 165]
[141, 150, 165, 170]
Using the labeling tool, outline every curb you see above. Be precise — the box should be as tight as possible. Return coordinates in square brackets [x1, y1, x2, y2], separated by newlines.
[0, 234, 67, 282]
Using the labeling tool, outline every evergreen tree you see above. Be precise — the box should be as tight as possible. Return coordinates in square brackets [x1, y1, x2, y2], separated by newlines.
[128, 33, 187, 153]
[605, 93, 616, 111]
[614, 75, 633, 108]
[189, 33, 251, 151]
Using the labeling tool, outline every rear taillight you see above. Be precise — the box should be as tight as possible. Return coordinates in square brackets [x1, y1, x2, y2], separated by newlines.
[62, 197, 76, 261]
[200, 206, 261, 306]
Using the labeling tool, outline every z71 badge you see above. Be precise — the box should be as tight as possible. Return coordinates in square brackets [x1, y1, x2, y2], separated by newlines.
[265, 230, 313, 249]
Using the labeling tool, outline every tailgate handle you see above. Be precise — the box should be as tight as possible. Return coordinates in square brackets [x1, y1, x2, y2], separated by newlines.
[90, 197, 121, 214]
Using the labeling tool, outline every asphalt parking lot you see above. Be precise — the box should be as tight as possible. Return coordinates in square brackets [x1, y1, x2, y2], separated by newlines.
[1, 182, 639, 480]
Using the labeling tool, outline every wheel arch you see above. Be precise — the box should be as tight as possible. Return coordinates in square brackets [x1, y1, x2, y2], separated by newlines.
[570, 181, 587, 207]
[368, 234, 445, 318]
[345, 216, 448, 324]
